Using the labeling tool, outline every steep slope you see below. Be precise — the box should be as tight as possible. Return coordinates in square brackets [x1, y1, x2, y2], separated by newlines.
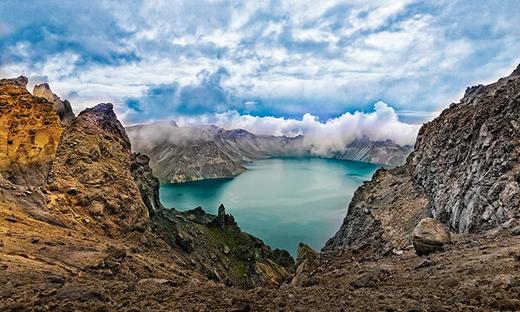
[325, 64, 520, 252]
[0, 76, 294, 303]
[2, 65, 520, 311]
[46, 103, 150, 236]
[0, 76, 62, 187]
[127, 122, 410, 183]
[33, 83, 75, 123]
[127, 123, 247, 183]
[126, 123, 305, 183]
[334, 139, 412, 166]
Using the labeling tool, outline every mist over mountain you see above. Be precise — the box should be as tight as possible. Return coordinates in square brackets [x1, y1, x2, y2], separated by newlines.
[129, 101, 418, 156]
[126, 117, 412, 183]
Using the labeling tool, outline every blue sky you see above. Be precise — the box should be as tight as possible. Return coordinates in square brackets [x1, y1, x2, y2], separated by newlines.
[1, 0, 519, 130]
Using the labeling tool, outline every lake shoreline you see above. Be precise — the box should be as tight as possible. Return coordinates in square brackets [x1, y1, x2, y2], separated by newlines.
[160, 158, 379, 255]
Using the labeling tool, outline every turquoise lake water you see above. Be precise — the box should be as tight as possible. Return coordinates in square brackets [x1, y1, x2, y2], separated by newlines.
[160, 158, 380, 255]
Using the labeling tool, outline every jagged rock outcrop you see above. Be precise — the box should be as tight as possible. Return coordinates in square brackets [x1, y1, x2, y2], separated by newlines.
[153, 204, 295, 288]
[325, 64, 520, 252]
[46, 103, 150, 236]
[511, 63, 520, 76]
[0, 76, 62, 187]
[130, 153, 164, 217]
[411, 70, 520, 233]
[0, 77, 294, 294]
[291, 243, 318, 286]
[33, 83, 75, 123]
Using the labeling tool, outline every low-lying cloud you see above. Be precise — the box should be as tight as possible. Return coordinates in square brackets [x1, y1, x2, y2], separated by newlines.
[173, 101, 420, 154]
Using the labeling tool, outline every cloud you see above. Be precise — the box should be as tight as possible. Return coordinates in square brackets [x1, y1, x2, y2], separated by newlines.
[172, 101, 420, 154]
[1, 0, 519, 123]
[0, 1, 138, 70]
[121, 67, 244, 123]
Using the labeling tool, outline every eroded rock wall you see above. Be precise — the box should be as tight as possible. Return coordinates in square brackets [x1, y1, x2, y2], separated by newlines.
[0, 76, 62, 187]
[46, 103, 150, 236]
[411, 72, 520, 233]
[325, 65, 520, 251]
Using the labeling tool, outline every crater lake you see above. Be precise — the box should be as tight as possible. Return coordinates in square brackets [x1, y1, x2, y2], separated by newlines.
[160, 158, 380, 255]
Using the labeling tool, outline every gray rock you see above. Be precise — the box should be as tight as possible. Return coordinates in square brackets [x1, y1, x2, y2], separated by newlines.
[175, 233, 194, 253]
[414, 258, 434, 269]
[351, 266, 392, 289]
[47, 275, 65, 284]
[55, 284, 105, 301]
[223, 245, 231, 254]
[511, 226, 520, 236]
[325, 64, 520, 252]
[412, 218, 451, 256]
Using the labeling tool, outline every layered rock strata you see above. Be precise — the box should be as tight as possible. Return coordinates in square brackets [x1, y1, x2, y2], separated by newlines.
[325, 65, 520, 252]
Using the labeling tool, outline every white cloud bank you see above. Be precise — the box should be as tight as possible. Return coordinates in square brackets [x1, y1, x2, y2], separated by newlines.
[174, 101, 420, 154]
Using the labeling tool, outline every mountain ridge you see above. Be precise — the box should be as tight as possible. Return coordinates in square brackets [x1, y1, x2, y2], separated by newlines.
[126, 121, 412, 183]
[324, 63, 520, 252]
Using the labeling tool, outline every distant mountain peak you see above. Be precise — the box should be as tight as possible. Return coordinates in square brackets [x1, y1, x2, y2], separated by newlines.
[511, 62, 520, 76]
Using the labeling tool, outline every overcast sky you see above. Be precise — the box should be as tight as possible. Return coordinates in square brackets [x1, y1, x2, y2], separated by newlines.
[1, 0, 519, 139]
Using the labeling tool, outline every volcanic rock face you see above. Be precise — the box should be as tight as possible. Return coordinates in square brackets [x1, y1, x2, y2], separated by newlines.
[0, 77, 294, 294]
[411, 72, 520, 233]
[46, 103, 150, 236]
[325, 66, 520, 252]
[0, 76, 62, 187]
[2, 67, 520, 311]
[33, 83, 75, 123]
[130, 153, 164, 217]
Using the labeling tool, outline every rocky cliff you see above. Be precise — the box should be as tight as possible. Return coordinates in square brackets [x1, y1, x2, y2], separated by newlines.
[324, 64, 520, 252]
[2, 66, 520, 311]
[0, 77, 293, 299]
[0, 76, 62, 187]
[127, 122, 410, 183]
[46, 102, 150, 236]
[126, 122, 305, 183]
[33, 83, 75, 123]
[334, 139, 412, 166]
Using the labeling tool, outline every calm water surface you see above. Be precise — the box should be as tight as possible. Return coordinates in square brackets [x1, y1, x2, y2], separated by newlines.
[160, 158, 380, 255]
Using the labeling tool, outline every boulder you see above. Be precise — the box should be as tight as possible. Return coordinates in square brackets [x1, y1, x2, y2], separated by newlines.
[351, 265, 393, 289]
[291, 243, 318, 286]
[412, 218, 451, 256]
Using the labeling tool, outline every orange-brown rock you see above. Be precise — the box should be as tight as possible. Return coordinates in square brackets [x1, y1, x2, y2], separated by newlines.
[46, 103, 149, 236]
[0, 76, 62, 187]
[33, 83, 75, 123]
[0, 75, 295, 303]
